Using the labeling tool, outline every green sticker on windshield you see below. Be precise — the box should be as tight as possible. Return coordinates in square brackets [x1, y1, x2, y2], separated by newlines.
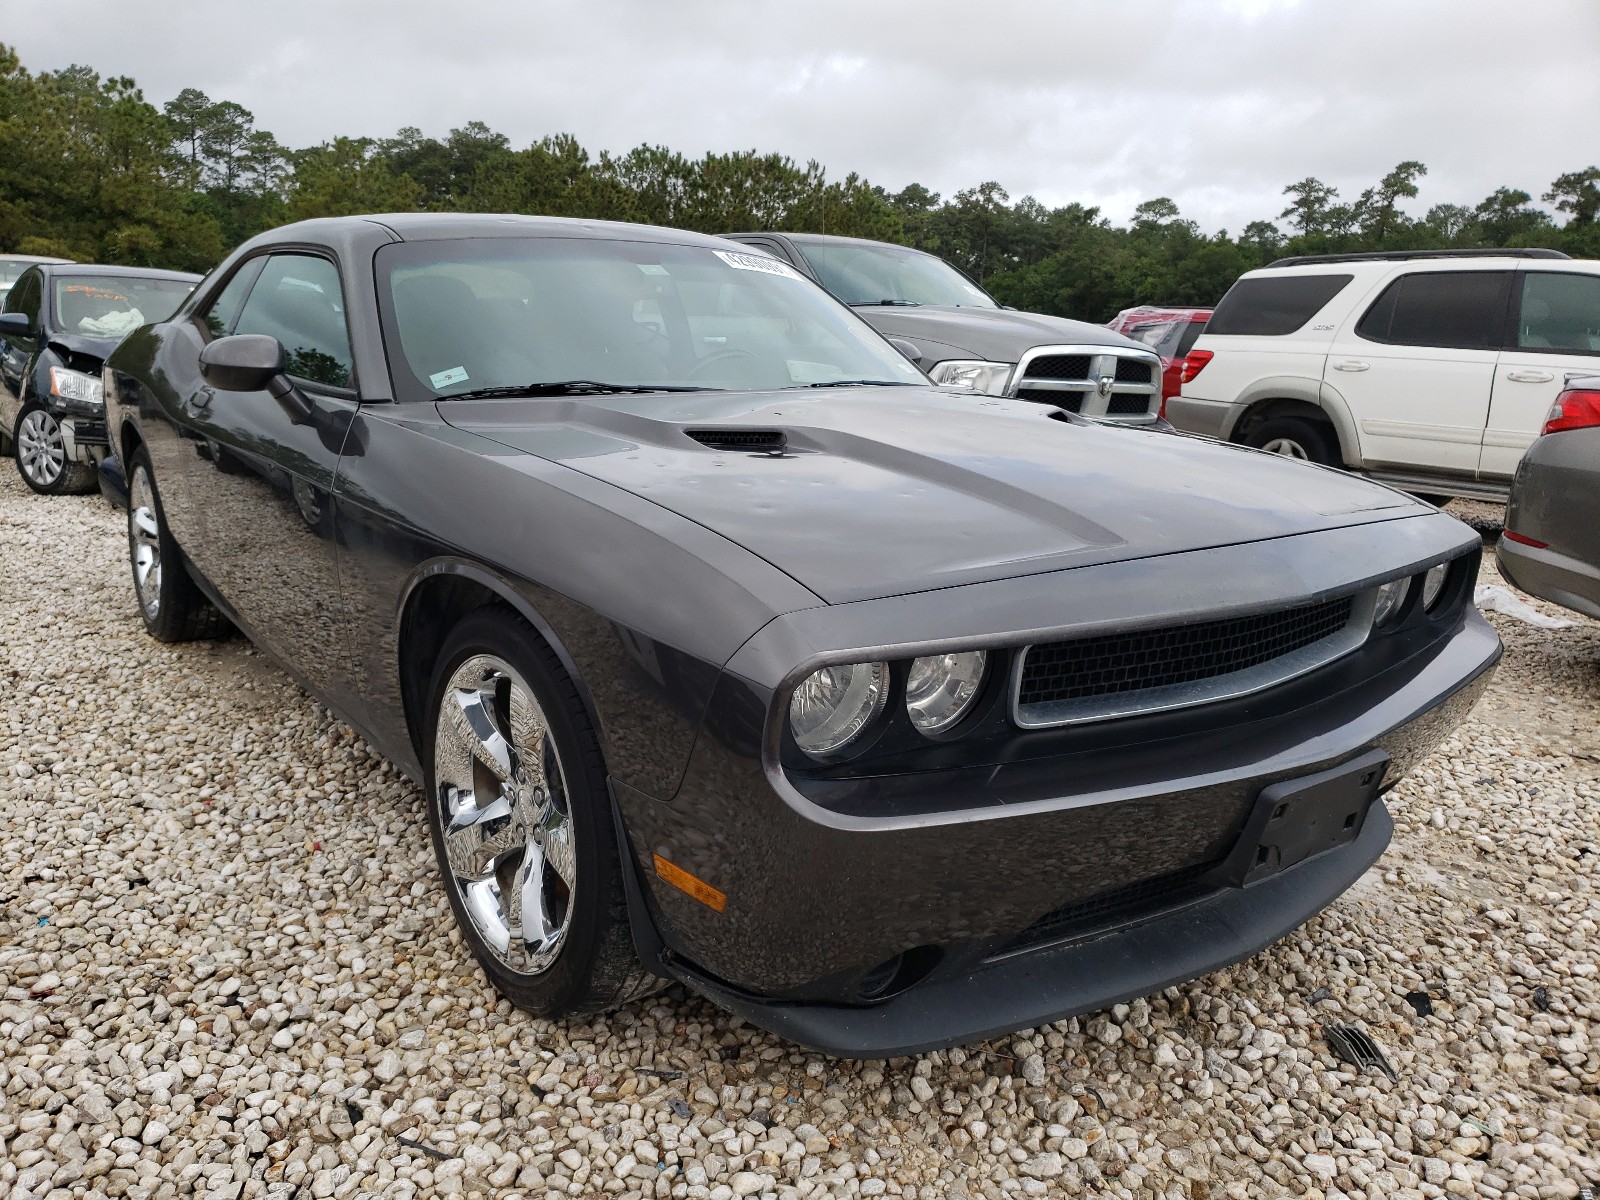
[430, 366, 469, 389]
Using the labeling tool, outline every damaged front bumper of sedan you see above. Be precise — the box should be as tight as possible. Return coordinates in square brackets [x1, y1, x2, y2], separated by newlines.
[612, 513, 1501, 1057]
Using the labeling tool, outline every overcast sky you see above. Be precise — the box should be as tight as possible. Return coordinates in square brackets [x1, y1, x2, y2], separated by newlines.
[9, 0, 1599, 232]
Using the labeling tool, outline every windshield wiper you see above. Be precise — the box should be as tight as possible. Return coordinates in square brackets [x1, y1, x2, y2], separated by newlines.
[791, 379, 920, 389]
[849, 299, 922, 307]
[444, 380, 718, 400]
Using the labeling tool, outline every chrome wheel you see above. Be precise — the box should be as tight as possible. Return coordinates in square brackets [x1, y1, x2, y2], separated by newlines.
[1260, 437, 1310, 460]
[434, 654, 576, 976]
[129, 465, 163, 619]
[17, 408, 65, 487]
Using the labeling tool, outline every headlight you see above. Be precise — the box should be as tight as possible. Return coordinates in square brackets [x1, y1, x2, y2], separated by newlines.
[1373, 578, 1411, 626]
[1422, 563, 1449, 611]
[50, 366, 104, 409]
[928, 359, 1014, 395]
[905, 651, 987, 735]
[789, 661, 889, 756]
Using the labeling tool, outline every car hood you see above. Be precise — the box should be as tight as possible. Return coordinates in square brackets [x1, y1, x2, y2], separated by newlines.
[440, 388, 1421, 605]
[857, 305, 1145, 363]
[46, 330, 118, 362]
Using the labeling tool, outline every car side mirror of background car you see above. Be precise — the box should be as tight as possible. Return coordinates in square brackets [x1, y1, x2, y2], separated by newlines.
[199, 334, 314, 424]
[0, 312, 33, 338]
[887, 337, 924, 368]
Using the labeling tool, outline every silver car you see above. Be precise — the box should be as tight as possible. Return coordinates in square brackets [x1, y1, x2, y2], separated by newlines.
[1498, 374, 1600, 620]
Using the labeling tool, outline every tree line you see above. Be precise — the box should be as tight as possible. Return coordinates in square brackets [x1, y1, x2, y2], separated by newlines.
[3, 44, 1597, 322]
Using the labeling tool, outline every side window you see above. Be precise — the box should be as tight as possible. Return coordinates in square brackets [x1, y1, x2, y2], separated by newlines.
[4, 273, 42, 324]
[1356, 271, 1509, 350]
[232, 254, 354, 389]
[201, 258, 266, 339]
[1517, 272, 1600, 353]
[1205, 274, 1354, 336]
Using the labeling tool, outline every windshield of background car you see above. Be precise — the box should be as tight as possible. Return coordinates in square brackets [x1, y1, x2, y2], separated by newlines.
[795, 242, 998, 309]
[375, 238, 930, 399]
[52, 276, 195, 338]
[1, 259, 43, 287]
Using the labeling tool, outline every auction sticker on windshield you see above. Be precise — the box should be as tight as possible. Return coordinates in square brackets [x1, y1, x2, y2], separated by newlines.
[713, 250, 804, 281]
[430, 366, 469, 389]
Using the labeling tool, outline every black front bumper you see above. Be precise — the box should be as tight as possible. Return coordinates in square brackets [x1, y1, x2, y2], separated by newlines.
[682, 801, 1393, 1058]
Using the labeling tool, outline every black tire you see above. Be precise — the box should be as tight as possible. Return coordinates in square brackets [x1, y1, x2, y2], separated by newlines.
[14, 402, 97, 495]
[125, 445, 230, 642]
[1241, 416, 1338, 467]
[422, 608, 656, 1017]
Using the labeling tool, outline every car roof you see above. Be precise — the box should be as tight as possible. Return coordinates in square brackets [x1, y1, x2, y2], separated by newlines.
[269, 212, 744, 250]
[1244, 253, 1598, 280]
[0, 254, 73, 264]
[728, 230, 934, 255]
[41, 264, 202, 283]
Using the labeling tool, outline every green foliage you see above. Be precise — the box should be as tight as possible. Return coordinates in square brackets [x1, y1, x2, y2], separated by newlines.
[0, 42, 1593, 321]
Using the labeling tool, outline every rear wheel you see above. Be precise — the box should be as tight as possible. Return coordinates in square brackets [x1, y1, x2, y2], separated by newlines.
[423, 609, 657, 1016]
[1242, 416, 1338, 467]
[14, 403, 96, 494]
[126, 446, 229, 642]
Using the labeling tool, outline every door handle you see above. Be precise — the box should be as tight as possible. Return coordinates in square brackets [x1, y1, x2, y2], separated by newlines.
[1505, 370, 1554, 384]
[1332, 360, 1369, 372]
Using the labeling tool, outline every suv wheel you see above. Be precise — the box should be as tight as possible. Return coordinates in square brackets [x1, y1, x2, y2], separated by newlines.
[1242, 416, 1338, 466]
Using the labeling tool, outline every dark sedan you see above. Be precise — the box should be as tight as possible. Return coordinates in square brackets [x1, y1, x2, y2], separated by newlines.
[1, 263, 198, 493]
[1499, 376, 1600, 620]
[105, 214, 1500, 1056]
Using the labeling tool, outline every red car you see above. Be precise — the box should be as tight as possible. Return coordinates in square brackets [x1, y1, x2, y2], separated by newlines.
[1106, 306, 1212, 411]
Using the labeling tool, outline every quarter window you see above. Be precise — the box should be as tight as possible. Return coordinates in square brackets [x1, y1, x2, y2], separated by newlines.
[1356, 271, 1509, 350]
[1205, 274, 1353, 336]
[1517, 272, 1600, 353]
[202, 257, 266, 340]
[232, 254, 354, 389]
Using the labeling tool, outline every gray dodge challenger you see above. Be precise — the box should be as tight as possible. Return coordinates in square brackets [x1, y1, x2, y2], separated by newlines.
[104, 214, 1501, 1056]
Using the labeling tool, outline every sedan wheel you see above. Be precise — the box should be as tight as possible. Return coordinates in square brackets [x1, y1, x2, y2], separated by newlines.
[422, 609, 656, 1016]
[123, 445, 229, 642]
[433, 654, 577, 976]
[16, 406, 65, 488]
[1260, 437, 1310, 460]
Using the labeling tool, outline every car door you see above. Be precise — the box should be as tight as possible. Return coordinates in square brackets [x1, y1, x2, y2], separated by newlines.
[1481, 268, 1600, 479]
[175, 250, 361, 702]
[1324, 268, 1511, 475]
[1, 271, 43, 434]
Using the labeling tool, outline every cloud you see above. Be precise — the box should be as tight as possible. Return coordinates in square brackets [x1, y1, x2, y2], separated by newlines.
[9, 0, 1598, 232]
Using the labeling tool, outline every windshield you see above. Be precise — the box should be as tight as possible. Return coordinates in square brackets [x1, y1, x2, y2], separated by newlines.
[376, 238, 929, 399]
[52, 275, 194, 338]
[1, 259, 44, 287]
[795, 241, 998, 309]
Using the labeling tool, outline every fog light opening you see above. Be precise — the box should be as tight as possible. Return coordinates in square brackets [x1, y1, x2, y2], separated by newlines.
[854, 944, 943, 1003]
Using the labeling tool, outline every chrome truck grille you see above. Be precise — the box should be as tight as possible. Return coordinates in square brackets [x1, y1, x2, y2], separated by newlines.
[1008, 344, 1163, 421]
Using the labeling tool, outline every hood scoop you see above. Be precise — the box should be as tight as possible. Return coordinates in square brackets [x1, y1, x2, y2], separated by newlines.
[686, 428, 788, 454]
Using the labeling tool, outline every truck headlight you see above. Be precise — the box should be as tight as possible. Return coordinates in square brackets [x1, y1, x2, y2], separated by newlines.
[905, 651, 987, 735]
[789, 661, 889, 756]
[928, 360, 1013, 395]
[50, 366, 105, 409]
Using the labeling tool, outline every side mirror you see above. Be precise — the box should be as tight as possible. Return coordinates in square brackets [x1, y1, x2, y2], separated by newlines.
[0, 312, 33, 338]
[198, 333, 314, 424]
[887, 337, 924, 368]
[200, 333, 286, 392]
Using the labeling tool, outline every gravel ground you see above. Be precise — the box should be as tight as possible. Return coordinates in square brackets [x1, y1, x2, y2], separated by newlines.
[2, 475, 1598, 1200]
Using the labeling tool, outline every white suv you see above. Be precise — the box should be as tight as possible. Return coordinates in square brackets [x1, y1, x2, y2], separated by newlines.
[1169, 249, 1600, 502]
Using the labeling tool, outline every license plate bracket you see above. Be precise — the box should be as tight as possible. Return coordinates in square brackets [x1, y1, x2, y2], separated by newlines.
[1209, 748, 1390, 889]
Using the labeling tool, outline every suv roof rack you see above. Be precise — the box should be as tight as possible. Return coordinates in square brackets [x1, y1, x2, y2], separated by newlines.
[1267, 248, 1571, 268]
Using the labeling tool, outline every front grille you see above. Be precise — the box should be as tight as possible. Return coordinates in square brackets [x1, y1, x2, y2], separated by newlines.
[1023, 354, 1093, 381]
[1114, 359, 1153, 384]
[993, 863, 1219, 958]
[1107, 394, 1150, 415]
[1020, 596, 1355, 708]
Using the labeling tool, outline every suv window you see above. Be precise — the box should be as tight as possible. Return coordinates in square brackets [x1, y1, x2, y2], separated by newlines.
[232, 254, 353, 389]
[1517, 272, 1600, 353]
[1356, 270, 1509, 350]
[1205, 274, 1353, 336]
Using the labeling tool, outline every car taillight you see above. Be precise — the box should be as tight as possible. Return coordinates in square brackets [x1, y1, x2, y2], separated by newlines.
[1541, 387, 1600, 435]
[1181, 350, 1213, 384]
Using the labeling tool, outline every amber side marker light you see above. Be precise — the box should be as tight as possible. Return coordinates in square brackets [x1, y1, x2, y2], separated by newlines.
[652, 853, 727, 913]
